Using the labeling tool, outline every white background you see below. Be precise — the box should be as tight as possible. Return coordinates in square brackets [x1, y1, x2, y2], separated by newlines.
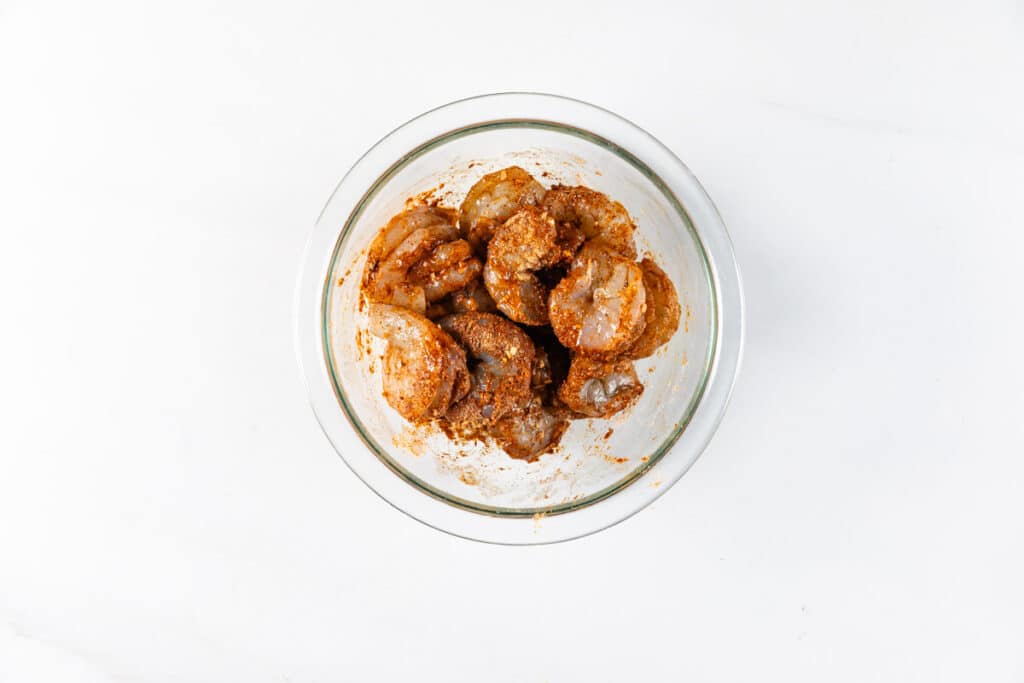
[2, 1, 1023, 681]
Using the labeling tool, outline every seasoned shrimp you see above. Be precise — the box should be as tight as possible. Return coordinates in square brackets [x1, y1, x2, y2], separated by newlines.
[450, 280, 497, 314]
[365, 207, 458, 313]
[365, 205, 455, 275]
[373, 224, 458, 310]
[437, 312, 534, 429]
[548, 243, 647, 357]
[424, 280, 497, 320]
[483, 206, 564, 326]
[541, 185, 637, 258]
[557, 356, 643, 418]
[623, 258, 681, 359]
[368, 304, 470, 422]
[364, 205, 452, 274]
[489, 330, 573, 460]
[489, 395, 570, 461]
[407, 239, 483, 303]
[458, 166, 545, 251]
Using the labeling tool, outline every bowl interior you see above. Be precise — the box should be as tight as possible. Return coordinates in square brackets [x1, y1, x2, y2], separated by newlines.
[324, 122, 715, 515]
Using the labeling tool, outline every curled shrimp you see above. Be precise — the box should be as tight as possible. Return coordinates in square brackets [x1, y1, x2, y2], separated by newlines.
[483, 206, 564, 326]
[489, 395, 570, 461]
[557, 356, 643, 418]
[364, 206, 458, 314]
[548, 243, 647, 357]
[368, 304, 470, 422]
[623, 258, 681, 359]
[488, 330, 572, 460]
[365, 205, 455, 272]
[407, 239, 483, 303]
[541, 185, 637, 258]
[458, 166, 545, 251]
[436, 312, 534, 429]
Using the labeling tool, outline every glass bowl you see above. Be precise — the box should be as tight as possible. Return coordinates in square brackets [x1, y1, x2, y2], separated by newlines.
[295, 93, 743, 544]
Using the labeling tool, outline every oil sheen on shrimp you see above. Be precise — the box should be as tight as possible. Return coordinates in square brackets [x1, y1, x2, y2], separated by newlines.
[541, 185, 637, 258]
[557, 356, 643, 419]
[458, 166, 545, 251]
[367, 304, 470, 422]
[548, 242, 647, 357]
[483, 206, 563, 326]
[436, 312, 535, 429]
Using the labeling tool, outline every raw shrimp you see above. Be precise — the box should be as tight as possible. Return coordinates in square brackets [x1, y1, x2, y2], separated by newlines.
[450, 280, 496, 314]
[363, 206, 458, 313]
[548, 243, 647, 357]
[424, 280, 496, 320]
[483, 206, 563, 325]
[407, 239, 483, 303]
[368, 304, 470, 422]
[366, 223, 458, 313]
[458, 166, 545, 251]
[488, 330, 573, 460]
[489, 395, 570, 461]
[541, 185, 637, 258]
[557, 356, 643, 419]
[437, 312, 535, 429]
[366, 205, 456, 265]
[623, 258, 681, 359]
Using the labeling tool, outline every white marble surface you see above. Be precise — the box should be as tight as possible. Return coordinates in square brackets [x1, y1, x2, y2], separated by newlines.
[2, 1, 1022, 681]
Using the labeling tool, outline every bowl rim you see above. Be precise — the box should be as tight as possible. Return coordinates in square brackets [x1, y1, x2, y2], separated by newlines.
[295, 92, 744, 544]
[323, 119, 717, 517]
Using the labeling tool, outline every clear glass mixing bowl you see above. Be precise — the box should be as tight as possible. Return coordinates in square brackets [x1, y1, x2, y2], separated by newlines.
[296, 93, 743, 544]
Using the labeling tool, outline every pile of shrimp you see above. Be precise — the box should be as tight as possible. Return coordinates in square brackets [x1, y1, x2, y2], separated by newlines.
[361, 166, 681, 461]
